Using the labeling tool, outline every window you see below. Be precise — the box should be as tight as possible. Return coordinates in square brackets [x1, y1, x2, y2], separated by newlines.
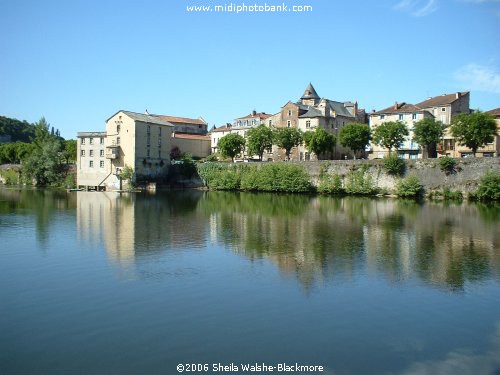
[117, 137, 120, 145]
[158, 150, 161, 158]
[100, 137, 104, 144]
[89, 138, 94, 145]
[287, 120, 291, 128]
[441, 107, 446, 112]
[81, 150, 85, 156]
[399, 114, 404, 121]
[268, 120, 272, 126]
[81, 138, 86, 145]
[306, 120, 311, 128]
[159, 127, 162, 136]
[412, 113, 417, 120]
[158, 139, 161, 147]
[147, 148, 150, 158]
[380, 115, 385, 120]
[100, 160, 104, 168]
[89, 160, 94, 168]
[89, 150, 94, 157]
[288, 110, 292, 117]
[117, 125, 121, 133]
[100, 150, 104, 157]
[147, 136, 150, 146]
[147, 125, 151, 134]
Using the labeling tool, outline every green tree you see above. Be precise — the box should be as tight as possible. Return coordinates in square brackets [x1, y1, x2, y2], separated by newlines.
[218, 133, 245, 162]
[372, 121, 409, 154]
[246, 125, 273, 161]
[450, 111, 498, 156]
[22, 117, 63, 186]
[303, 127, 336, 159]
[273, 127, 303, 160]
[339, 123, 371, 159]
[412, 118, 445, 158]
[62, 139, 77, 164]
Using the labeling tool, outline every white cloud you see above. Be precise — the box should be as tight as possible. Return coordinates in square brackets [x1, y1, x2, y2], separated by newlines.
[394, 0, 438, 16]
[454, 64, 500, 94]
[461, 0, 500, 3]
[399, 322, 500, 375]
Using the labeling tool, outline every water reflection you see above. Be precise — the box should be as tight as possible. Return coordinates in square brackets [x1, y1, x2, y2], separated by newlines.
[2, 187, 498, 291]
[198, 193, 499, 291]
[0, 188, 75, 245]
[76, 191, 206, 266]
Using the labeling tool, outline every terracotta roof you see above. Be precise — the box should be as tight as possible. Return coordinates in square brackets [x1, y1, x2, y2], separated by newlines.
[236, 112, 272, 120]
[416, 92, 469, 108]
[157, 115, 207, 125]
[373, 103, 424, 115]
[212, 125, 232, 133]
[172, 133, 210, 141]
[485, 108, 500, 117]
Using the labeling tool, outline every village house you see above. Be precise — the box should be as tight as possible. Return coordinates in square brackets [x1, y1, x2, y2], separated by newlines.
[368, 92, 470, 159]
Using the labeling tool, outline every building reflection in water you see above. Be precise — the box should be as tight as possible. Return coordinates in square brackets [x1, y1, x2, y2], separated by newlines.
[76, 189, 499, 291]
[76, 190, 207, 268]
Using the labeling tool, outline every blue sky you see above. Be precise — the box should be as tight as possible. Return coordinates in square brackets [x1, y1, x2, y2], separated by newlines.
[1, 0, 499, 138]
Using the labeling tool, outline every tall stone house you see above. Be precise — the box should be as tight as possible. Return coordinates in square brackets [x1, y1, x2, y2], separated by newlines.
[369, 92, 470, 159]
[77, 110, 211, 190]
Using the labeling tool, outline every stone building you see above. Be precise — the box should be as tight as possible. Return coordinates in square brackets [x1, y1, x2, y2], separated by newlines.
[368, 92, 470, 159]
[77, 111, 174, 190]
[76, 131, 109, 190]
[267, 83, 364, 161]
[369, 103, 434, 159]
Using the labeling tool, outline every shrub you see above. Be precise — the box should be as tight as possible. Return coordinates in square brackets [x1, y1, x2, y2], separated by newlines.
[474, 173, 500, 202]
[395, 175, 423, 198]
[197, 163, 312, 193]
[383, 154, 406, 176]
[344, 168, 376, 195]
[0, 169, 19, 185]
[428, 188, 463, 201]
[438, 156, 456, 174]
[317, 174, 343, 194]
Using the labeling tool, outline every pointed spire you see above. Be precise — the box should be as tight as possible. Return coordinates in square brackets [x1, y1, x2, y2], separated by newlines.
[301, 83, 320, 100]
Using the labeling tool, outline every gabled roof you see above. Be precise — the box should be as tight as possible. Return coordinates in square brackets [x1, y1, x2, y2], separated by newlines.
[301, 83, 320, 100]
[212, 124, 232, 133]
[157, 115, 207, 125]
[235, 112, 272, 120]
[299, 107, 323, 118]
[485, 108, 500, 117]
[373, 103, 426, 115]
[416, 92, 469, 108]
[107, 110, 174, 126]
[328, 100, 355, 117]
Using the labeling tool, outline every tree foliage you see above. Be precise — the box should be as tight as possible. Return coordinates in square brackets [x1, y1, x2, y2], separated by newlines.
[339, 123, 371, 158]
[372, 121, 409, 154]
[412, 118, 445, 158]
[303, 127, 336, 159]
[450, 111, 498, 156]
[22, 117, 63, 186]
[272, 127, 303, 160]
[0, 115, 36, 143]
[246, 125, 273, 160]
[218, 133, 245, 162]
[62, 139, 77, 164]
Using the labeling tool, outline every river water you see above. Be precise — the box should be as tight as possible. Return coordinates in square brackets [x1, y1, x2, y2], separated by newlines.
[0, 188, 499, 374]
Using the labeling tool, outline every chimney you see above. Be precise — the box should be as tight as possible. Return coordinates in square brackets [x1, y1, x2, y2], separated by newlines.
[394, 102, 398, 110]
[456, 92, 461, 99]
[252, 110, 257, 116]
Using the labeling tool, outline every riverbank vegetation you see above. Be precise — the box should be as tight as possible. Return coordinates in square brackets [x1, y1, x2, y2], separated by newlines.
[0, 116, 76, 188]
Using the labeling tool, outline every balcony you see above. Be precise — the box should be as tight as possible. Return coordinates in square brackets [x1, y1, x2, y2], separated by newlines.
[106, 148, 120, 159]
